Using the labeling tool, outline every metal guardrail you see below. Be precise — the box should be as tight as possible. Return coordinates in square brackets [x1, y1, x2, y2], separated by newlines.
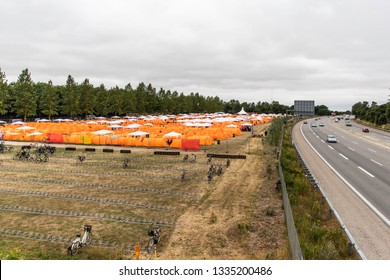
[277, 128, 304, 260]
[293, 143, 366, 260]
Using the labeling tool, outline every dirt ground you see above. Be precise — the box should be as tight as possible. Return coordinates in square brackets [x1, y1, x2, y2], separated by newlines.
[159, 124, 289, 259]
[0, 123, 289, 260]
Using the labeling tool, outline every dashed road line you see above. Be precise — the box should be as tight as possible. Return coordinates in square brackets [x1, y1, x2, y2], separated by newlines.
[370, 159, 383, 166]
[368, 148, 377, 153]
[328, 145, 334, 150]
[348, 147, 355, 152]
[339, 153, 349, 160]
[358, 166, 375, 178]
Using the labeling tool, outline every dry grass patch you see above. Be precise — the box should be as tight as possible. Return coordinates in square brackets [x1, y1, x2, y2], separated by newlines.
[0, 123, 289, 259]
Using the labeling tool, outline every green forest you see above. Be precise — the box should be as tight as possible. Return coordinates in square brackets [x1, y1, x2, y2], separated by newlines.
[0, 68, 291, 121]
[352, 100, 390, 126]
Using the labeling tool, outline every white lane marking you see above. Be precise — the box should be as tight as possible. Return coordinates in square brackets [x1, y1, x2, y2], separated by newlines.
[299, 124, 390, 229]
[321, 139, 325, 143]
[352, 141, 358, 145]
[358, 166, 375, 178]
[368, 148, 377, 153]
[370, 159, 383, 166]
[341, 136, 346, 139]
[316, 135, 320, 139]
[348, 147, 355, 152]
[339, 153, 349, 160]
[328, 145, 334, 150]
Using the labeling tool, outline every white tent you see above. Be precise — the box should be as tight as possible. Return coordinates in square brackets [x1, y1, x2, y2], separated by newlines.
[128, 131, 150, 137]
[163, 131, 182, 138]
[15, 125, 36, 131]
[92, 129, 114, 135]
[27, 131, 43, 136]
[108, 124, 123, 129]
[225, 124, 238, 128]
[237, 107, 248, 115]
[124, 123, 142, 129]
[11, 121, 26, 125]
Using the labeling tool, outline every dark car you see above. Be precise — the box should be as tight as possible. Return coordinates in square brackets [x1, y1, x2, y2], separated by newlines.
[362, 128, 369, 133]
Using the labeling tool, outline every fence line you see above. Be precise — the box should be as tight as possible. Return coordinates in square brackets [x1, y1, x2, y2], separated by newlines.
[293, 143, 366, 260]
[0, 176, 202, 199]
[0, 204, 178, 227]
[0, 188, 171, 212]
[277, 127, 304, 260]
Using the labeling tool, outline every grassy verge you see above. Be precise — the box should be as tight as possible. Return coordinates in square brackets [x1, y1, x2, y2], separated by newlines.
[268, 118, 359, 260]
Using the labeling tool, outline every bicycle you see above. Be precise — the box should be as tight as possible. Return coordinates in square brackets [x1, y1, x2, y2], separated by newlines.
[147, 225, 161, 254]
[76, 155, 86, 165]
[68, 225, 92, 255]
[0, 141, 14, 153]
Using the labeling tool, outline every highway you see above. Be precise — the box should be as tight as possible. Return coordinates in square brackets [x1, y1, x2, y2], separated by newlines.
[293, 117, 390, 259]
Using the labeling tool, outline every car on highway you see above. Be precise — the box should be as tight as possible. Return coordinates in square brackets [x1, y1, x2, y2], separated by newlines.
[326, 135, 337, 143]
[362, 128, 369, 133]
[319, 122, 324, 127]
[311, 122, 317, 127]
[345, 122, 352, 126]
[303, 121, 308, 124]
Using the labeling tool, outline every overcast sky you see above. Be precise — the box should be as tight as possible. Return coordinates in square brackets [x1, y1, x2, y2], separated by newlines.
[1, 0, 390, 111]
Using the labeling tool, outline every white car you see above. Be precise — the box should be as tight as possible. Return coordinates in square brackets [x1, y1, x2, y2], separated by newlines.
[326, 135, 337, 143]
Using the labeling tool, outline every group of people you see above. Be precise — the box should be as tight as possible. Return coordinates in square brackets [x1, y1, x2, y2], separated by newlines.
[183, 154, 197, 162]
[207, 159, 231, 182]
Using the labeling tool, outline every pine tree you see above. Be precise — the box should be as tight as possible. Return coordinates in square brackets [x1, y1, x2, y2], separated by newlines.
[0, 68, 9, 115]
[40, 80, 59, 120]
[61, 75, 80, 118]
[12, 68, 37, 121]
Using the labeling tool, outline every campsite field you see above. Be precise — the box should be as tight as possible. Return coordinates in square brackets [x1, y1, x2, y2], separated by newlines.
[0, 123, 289, 260]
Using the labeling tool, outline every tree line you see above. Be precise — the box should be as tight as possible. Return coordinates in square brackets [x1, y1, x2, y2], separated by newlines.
[352, 100, 390, 125]
[0, 68, 292, 121]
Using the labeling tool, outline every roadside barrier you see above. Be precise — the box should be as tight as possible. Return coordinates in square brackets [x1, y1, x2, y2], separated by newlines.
[292, 143, 366, 260]
[277, 128, 304, 260]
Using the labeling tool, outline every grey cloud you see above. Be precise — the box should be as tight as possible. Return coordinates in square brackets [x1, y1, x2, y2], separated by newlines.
[1, 0, 390, 111]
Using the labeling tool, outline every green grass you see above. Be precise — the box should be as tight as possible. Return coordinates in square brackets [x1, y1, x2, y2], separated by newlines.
[268, 118, 359, 260]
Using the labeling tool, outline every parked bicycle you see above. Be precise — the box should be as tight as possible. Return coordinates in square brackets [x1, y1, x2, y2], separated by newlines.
[76, 155, 86, 165]
[13, 145, 32, 161]
[36, 143, 56, 155]
[147, 225, 161, 254]
[0, 141, 14, 153]
[123, 158, 129, 169]
[68, 225, 92, 255]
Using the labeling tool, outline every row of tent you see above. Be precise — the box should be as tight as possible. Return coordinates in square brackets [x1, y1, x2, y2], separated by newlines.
[0, 113, 275, 148]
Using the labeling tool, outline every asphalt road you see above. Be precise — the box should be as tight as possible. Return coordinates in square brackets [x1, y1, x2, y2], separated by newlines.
[293, 118, 390, 259]
[303, 117, 390, 223]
